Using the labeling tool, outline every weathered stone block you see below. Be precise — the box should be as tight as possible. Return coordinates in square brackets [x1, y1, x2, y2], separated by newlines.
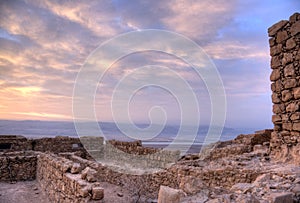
[268, 20, 288, 37]
[291, 112, 300, 121]
[282, 53, 293, 65]
[272, 93, 281, 104]
[71, 163, 81, 174]
[269, 37, 276, 46]
[281, 90, 293, 102]
[81, 167, 97, 182]
[272, 115, 282, 124]
[286, 102, 299, 112]
[273, 104, 285, 114]
[282, 123, 293, 131]
[270, 69, 281, 81]
[293, 87, 300, 99]
[231, 183, 253, 194]
[293, 123, 300, 131]
[289, 13, 300, 23]
[284, 78, 297, 89]
[284, 64, 295, 77]
[270, 192, 293, 203]
[286, 38, 296, 50]
[276, 31, 289, 43]
[158, 185, 184, 203]
[92, 186, 104, 200]
[290, 20, 300, 36]
[270, 44, 282, 56]
[271, 55, 281, 69]
[179, 176, 204, 195]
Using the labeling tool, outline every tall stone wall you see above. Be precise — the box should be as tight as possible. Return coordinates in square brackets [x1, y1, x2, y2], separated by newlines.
[268, 12, 300, 163]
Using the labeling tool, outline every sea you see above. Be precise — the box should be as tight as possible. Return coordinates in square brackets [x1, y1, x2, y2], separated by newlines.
[0, 120, 257, 153]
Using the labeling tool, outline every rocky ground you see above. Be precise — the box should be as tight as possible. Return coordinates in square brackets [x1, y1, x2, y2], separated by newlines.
[158, 129, 300, 203]
[177, 153, 300, 203]
[0, 180, 136, 203]
[1, 129, 300, 203]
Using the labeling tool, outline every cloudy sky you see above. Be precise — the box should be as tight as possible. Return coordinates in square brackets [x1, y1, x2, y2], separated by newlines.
[0, 0, 299, 129]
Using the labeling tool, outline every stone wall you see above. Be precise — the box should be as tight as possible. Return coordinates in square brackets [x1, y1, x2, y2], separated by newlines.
[37, 153, 104, 202]
[78, 137, 181, 169]
[33, 136, 86, 154]
[268, 12, 300, 163]
[63, 153, 179, 199]
[0, 135, 87, 155]
[104, 142, 180, 169]
[0, 151, 37, 181]
[0, 135, 32, 151]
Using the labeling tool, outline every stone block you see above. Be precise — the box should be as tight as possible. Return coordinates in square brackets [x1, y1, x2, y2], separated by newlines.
[268, 20, 288, 37]
[272, 115, 282, 124]
[276, 31, 289, 43]
[290, 20, 300, 36]
[282, 122, 293, 131]
[284, 78, 297, 89]
[92, 186, 104, 200]
[289, 13, 300, 23]
[286, 102, 299, 112]
[179, 176, 204, 195]
[231, 183, 253, 194]
[281, 90, 293, 102]
[283, 64, 295, 77]
[270, 44, 282, 56]
[71, 163, 81, 174]
[271, 55, 281, 69]
[293, 123, 300, 131]
[286, 38, 296, 50]
[282, 53, 293, 65]
[270, 192, 293, 203]
[291, 112, 300, 121]
[293, 87, 300, 99]
[158, 185, 184, 203]
[81, 167, 97, 182]
[270, 69, 281, 81]
[272, 93, 281, 104]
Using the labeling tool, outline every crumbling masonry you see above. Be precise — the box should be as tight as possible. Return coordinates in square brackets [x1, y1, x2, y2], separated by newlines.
[269, 12, 300, 163]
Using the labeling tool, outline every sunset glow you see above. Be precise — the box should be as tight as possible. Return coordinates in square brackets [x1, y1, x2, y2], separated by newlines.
[0, 0, 299, 128]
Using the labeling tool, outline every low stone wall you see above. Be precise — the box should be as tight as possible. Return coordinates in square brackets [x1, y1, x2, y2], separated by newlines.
[200, 130, 272, 160]
[0, 135, 87, 155]
[37, 153, 104, 202]
[176, 165, 261, 190]
[64, 153, 179, 199]
[33, 136, 85, 154]
[104, 142, 180, 169]
[0, 151, 37, 181]
[108, 139, 158, 154]
[0, 135, 32, 151]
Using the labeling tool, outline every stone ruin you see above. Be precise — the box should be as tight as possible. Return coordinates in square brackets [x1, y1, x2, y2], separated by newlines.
[269, 12, 300, 163]
[0, 12, 300, 203]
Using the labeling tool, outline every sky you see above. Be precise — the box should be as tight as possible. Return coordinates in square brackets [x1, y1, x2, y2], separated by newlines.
[0, 0, 299, 129]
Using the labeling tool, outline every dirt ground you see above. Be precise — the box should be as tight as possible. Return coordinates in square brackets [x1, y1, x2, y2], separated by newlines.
[0, 181, 50, 203]
[0, 181, 139, 203]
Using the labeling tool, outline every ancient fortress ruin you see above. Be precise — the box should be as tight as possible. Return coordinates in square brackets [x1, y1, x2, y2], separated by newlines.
[0, 13, 300, 203]
[269, 12, 300, 163]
